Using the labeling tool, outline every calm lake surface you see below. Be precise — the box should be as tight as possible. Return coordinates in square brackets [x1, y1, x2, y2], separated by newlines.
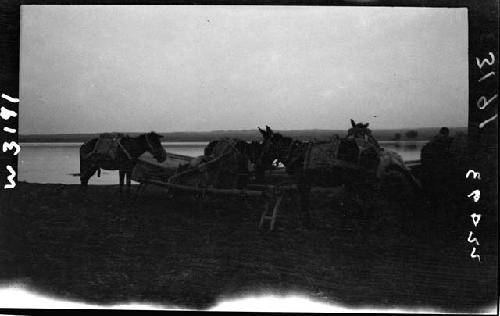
[19, 141, 426, 185]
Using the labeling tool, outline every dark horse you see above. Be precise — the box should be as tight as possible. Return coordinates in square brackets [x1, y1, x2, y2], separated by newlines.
[80, 132, 167, 194]
[204, 138, 265, 183]
[259, 122, 418, 227]
[258, 125, 364, 226]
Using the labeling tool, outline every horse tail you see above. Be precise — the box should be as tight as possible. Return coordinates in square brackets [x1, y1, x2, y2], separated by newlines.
[97, 168, 101, 177]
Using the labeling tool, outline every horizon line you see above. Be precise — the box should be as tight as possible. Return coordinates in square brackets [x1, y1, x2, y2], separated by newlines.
[20, 126, 468, 136]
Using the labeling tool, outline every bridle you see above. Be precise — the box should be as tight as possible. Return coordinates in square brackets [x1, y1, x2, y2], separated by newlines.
[144, 133, 165, 159]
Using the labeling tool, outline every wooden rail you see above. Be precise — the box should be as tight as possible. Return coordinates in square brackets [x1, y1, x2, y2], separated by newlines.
[247, 183, 343, 194]
[144, 179, 291, 231]
[138, 157, 422, 232]
[147, 180, 266, 197]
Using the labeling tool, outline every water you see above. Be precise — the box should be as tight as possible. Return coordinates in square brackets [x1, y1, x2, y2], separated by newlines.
[18, 142, 208, 185]
[379, 140, 425, 162]
[18, 141, 426, 185]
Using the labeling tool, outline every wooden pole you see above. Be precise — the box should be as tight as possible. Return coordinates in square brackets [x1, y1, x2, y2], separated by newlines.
[270, 194, 284, 231]
[258, 199, 270, 229]
[148, 180, 266, 197]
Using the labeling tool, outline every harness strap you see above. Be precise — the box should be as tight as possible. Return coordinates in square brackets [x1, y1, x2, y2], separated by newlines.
[144, 133, 154, 152]
[117, 139, 133, 160]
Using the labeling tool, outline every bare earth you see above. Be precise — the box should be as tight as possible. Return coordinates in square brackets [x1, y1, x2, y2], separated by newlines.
[0, 181, 497, 312]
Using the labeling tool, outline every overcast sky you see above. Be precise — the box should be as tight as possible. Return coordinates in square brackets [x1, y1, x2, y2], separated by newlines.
[20, 5, 468, 134]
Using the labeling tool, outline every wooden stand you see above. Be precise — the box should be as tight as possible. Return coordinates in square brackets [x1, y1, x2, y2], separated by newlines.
[258, 194, 285, 231]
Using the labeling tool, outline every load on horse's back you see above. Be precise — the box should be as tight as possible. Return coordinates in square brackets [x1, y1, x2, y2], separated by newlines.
[345, 119, 415, 181]
[81, 132, 127, 161]
[79, 131, 167, 193]
[172, 138, 252, 189]
[204, 138, 265, 182]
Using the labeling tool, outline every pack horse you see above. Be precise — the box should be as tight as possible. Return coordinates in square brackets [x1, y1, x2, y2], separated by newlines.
[258, 121, 421, 227]
[79, 132, 167, 193]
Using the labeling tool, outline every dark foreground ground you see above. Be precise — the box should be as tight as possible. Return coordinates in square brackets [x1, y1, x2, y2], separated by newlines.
[0, 181, 497, 312]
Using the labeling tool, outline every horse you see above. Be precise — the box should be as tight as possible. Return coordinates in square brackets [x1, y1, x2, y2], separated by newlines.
[258, 125, 362, 226]
[171, 138, 259, 190]
[79, 132, 167, 194]
[258, 121, 420, 227]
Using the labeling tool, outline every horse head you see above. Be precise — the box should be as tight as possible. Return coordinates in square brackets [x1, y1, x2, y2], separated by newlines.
[143, 131, 167, 163]
[258, 126, 293, 169]
[258, 125, 274, 140]
[346, 119, 381, 153]
[347, 119, 372, 139]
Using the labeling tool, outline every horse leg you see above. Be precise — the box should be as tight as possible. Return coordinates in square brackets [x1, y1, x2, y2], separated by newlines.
[80, 163, 98, 191]
[80, 158, 92, 187]
[119, 170, 125, 195]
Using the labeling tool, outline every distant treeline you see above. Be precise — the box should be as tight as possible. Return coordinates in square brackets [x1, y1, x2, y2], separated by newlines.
[20, 127, 467, 143]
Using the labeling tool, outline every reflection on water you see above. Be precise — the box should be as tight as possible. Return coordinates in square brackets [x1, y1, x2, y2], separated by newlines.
[19, 141, 425, 184]
[379, 141, 426, 161]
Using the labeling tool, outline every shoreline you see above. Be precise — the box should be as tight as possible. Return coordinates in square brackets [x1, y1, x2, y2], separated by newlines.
[18, 127, 468, 143]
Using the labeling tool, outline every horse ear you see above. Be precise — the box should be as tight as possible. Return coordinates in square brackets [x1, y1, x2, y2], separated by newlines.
[266, 126, 273, 135]
[351, 119, 356, 127]
[258, 127, 266, 136]
[364, 123, 369, 128]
